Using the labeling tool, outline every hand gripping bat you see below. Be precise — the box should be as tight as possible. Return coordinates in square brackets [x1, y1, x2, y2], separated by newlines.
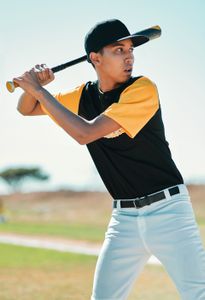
[6, 25, 161, 93]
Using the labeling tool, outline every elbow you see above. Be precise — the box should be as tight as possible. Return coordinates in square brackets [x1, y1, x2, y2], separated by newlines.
[17, 109, 30, 116]
[76, 135, 89, 145]
[74, 130, 93, 145]
[69, 123, 92, 145]
[65, 122, 97, 145]
[17, 105, 34, 116]
[66, 131, 88, 145]
[17, 107, 27, 116]
[77, 134, 98, 145]
[78, 139, 86, 145]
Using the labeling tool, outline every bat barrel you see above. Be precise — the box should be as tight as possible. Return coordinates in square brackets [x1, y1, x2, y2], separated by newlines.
[136, 25, 161, 40]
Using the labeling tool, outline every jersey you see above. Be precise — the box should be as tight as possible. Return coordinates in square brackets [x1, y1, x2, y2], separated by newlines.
[40, 76, 184, 199]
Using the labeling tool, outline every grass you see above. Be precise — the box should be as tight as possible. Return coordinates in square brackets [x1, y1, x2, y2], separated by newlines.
[0, 243, 96, 300]
[1, 187, 205, 245]
[0, 243, 95, 268]
[0, 221, 106, 242]
[0, 243, 180, 300]
[0, 187, 204, 299]
[0, 221, 204, 247]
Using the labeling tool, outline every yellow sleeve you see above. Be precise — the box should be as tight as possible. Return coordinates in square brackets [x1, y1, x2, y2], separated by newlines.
[102, 77, 159, 138]
[40, 83, 85, 125]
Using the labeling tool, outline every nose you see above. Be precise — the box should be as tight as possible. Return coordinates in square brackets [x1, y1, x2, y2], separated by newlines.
[125, 51, 134, 64]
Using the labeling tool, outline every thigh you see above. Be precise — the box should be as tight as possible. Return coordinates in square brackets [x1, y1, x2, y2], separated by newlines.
[147, 194, 205, 300]
[91, 210, 151, 300]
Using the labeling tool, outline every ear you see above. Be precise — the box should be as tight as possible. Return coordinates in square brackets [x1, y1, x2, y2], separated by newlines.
[89, 52, 101, 67]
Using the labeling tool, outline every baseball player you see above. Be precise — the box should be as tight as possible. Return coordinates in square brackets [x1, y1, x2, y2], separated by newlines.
[15, 19, 205, 300]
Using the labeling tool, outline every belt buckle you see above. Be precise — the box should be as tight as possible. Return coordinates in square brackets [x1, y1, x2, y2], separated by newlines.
[133, 195, 151, 209]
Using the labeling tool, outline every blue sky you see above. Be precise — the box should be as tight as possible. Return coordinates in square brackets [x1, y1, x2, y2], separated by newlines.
[0, 0, 205, 193]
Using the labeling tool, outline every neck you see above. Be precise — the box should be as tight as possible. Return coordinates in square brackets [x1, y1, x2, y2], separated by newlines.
[97, 75, 123, 93]
[98, 81, 121, 93]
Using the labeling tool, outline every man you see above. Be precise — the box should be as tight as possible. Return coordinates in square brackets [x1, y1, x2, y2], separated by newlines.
[16, 19, 205, 300]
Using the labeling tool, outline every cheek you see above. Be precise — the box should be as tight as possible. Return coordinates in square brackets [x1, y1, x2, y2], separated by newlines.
[103, 57, 122, 73]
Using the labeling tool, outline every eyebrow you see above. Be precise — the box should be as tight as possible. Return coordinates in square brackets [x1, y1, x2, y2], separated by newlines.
[110, 42, 134, 48]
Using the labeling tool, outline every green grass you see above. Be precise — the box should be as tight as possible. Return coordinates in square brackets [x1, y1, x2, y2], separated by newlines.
[196, 217, 205, 225]
[0, 221, 105, 242]
[0, 243, 96, 268]
[0, 189, 204, 299]
[0, 221, 204, 247]
[0, 243, 96, 300]
[0, 244, 180, 300]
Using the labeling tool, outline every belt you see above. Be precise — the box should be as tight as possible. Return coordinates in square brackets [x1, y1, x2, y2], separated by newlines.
[113, 186, 180, 209]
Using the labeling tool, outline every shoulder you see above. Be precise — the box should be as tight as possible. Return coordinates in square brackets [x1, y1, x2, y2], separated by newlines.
[62, 82, 86, 96]
[53, 83, 86, 101]
[120, 76, 158, 102]
[130, 76, 157, 90]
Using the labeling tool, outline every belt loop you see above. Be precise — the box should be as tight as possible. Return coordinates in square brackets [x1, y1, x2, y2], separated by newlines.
[164, 188, 171, 201]
[114, 200, 121, 209]
[133, 200, 138, 209]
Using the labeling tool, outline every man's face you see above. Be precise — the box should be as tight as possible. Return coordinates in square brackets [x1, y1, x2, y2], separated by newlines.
[95, 38, 134, 84]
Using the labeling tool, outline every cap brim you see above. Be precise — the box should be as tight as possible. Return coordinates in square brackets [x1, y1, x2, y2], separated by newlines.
[117, 25, 161, 47]
[118, 34, 149, 47]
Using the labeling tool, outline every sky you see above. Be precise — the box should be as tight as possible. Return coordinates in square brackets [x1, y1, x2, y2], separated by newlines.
[0, 0, 205, 193]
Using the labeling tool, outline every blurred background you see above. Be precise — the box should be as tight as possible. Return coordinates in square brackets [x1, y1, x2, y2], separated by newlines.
[1, 0, 205, 194]
[0, 1, 205, 299]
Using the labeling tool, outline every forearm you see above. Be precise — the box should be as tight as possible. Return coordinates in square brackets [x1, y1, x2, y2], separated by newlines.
[14, 69, 120, 144]
[36, 87, 91, 144]
[17, 92, 39, 115]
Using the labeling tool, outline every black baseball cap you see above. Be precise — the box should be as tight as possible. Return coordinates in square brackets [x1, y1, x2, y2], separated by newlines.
[84, 19, 149, 62]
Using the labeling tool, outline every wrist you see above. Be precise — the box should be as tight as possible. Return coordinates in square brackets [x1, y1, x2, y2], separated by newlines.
[33, 87, 47, 101]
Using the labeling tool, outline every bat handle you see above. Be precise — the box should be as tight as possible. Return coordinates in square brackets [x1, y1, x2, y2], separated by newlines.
[6, 81, 19, 93]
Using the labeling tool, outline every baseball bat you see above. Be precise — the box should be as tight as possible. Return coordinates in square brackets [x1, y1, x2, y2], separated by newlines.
[6, 25, 161, 93]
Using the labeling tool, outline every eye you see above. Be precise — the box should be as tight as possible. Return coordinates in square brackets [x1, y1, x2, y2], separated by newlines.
[116, 47, 123, 53]
[129, 47, 134, 52]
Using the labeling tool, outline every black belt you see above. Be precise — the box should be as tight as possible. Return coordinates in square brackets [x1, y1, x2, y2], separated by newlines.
[113, 186, 180, 209]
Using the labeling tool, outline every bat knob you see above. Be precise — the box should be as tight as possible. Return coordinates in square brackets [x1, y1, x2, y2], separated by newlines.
[6, 81, 19, 93]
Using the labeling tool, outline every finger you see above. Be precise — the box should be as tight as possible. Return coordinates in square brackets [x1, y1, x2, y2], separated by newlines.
[33, 65, 46, 81]
[41, 63, 47, 69]
[48, 69, 55, 80]
[41, 64, 50, 79]
[13, 77, 24, 88]
[13, 77, 22, 84]
[35, 64, 43, 71]
[33, 64, 54, 82]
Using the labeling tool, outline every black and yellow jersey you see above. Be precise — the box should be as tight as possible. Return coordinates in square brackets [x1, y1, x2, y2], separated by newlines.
[40, 76, 184, 199]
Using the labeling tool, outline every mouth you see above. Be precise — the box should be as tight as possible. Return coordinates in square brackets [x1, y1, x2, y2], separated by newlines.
[124, 68, 133, 74]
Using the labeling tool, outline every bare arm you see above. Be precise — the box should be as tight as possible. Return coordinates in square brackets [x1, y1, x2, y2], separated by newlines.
[13, 69, 121, 145]
[17, 64, 54, 116]
[30, 88, 120, 144]
[17, 92, 45, 116]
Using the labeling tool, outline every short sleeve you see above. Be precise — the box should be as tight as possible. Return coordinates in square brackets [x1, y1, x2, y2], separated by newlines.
[40, 83, 85, 124]
[102, 77, 159, 138]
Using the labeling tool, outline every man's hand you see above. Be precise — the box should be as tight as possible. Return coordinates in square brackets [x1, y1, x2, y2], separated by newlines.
[34, 64, 55, 86]
[13, 64, 54, 97]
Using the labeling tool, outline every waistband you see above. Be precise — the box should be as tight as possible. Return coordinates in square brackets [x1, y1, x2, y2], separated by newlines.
[113, 184, 188, 209]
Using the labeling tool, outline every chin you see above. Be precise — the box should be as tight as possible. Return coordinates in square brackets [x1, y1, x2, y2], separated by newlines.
[119, 73, 132, 82]
[111, 73, 132, 88]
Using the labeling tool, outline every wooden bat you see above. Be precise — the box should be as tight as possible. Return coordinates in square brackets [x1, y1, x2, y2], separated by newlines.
[6, 25, 161, 93]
